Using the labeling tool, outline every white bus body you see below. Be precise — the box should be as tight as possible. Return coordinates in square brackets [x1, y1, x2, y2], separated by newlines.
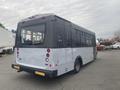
[12, 14, 97, 78]
[0, 27, 15, 54]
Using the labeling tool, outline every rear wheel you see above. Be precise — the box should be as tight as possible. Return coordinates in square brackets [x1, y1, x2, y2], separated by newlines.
[74, 59, 81, 73]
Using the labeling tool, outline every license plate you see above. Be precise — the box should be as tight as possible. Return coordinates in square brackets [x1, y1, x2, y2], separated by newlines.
[35, 71, 45, 76]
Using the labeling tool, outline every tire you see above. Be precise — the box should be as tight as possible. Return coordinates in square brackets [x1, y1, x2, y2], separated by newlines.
[7, 49, 14, 54]
[117, 46, 120, 49]
[74, 59, 81, 73]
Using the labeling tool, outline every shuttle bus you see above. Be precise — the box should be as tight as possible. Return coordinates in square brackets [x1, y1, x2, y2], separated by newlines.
[12, 14, 97, 78]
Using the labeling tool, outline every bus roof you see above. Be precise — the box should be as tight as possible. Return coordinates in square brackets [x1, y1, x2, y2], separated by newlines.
[71, 23, 95, 35]
[20, 13, 55, 23]
[19, 14, 95, 35]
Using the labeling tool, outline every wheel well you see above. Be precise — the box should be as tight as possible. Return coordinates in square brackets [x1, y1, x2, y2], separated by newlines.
[76, 56, 83, 66]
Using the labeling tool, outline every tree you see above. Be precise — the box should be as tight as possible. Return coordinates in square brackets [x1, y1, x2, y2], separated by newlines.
[114, 30, 120, 42]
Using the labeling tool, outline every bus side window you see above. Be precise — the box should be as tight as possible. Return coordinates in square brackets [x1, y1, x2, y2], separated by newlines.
[65, 22, 72, 47]
[55, 18, 65, 48]
[72, 28, 76, 47]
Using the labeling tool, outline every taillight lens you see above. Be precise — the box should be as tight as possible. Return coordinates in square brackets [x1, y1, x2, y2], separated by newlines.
[47, 48, 50, 53]
[46, 48, 50, 57]
[46, 53, 50, 57]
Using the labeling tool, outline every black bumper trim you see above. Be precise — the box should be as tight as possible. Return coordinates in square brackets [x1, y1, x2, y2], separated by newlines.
[12, 64, 57, 78]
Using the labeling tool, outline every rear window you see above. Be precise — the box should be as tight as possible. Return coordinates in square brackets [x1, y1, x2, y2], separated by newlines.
[21, 24, 45, 45]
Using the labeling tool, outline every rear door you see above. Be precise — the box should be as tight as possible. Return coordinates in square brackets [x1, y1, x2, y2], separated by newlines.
[16, 24, 49, 69]
[16, 48, 47, 69]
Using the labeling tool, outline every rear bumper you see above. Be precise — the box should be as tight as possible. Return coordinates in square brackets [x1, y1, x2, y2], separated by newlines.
[11, 64, 57, 78]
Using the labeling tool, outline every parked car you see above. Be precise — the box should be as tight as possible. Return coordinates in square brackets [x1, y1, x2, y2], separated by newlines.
[104, 45, 113, 50]
[112, 42, 120, 49]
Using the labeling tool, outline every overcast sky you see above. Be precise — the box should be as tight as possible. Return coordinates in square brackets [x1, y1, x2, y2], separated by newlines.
[0, 0, 120, 38]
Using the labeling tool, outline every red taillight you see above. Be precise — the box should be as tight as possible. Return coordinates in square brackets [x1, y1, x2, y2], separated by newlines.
[46, 53, 50, 57]
[47, 48, 50, 53]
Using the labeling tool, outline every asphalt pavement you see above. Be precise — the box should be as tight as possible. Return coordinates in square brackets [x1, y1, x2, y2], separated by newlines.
[0, 50, 120, 90]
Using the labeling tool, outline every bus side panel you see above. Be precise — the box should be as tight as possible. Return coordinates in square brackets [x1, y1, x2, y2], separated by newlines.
[72, 47, 94, 65]
[52, 49, 68, 76]
[53, 17, 71, 76]
[52, 47, 94, 76]
[71, 23, 95, 65]
[64, 21, 74, 74]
